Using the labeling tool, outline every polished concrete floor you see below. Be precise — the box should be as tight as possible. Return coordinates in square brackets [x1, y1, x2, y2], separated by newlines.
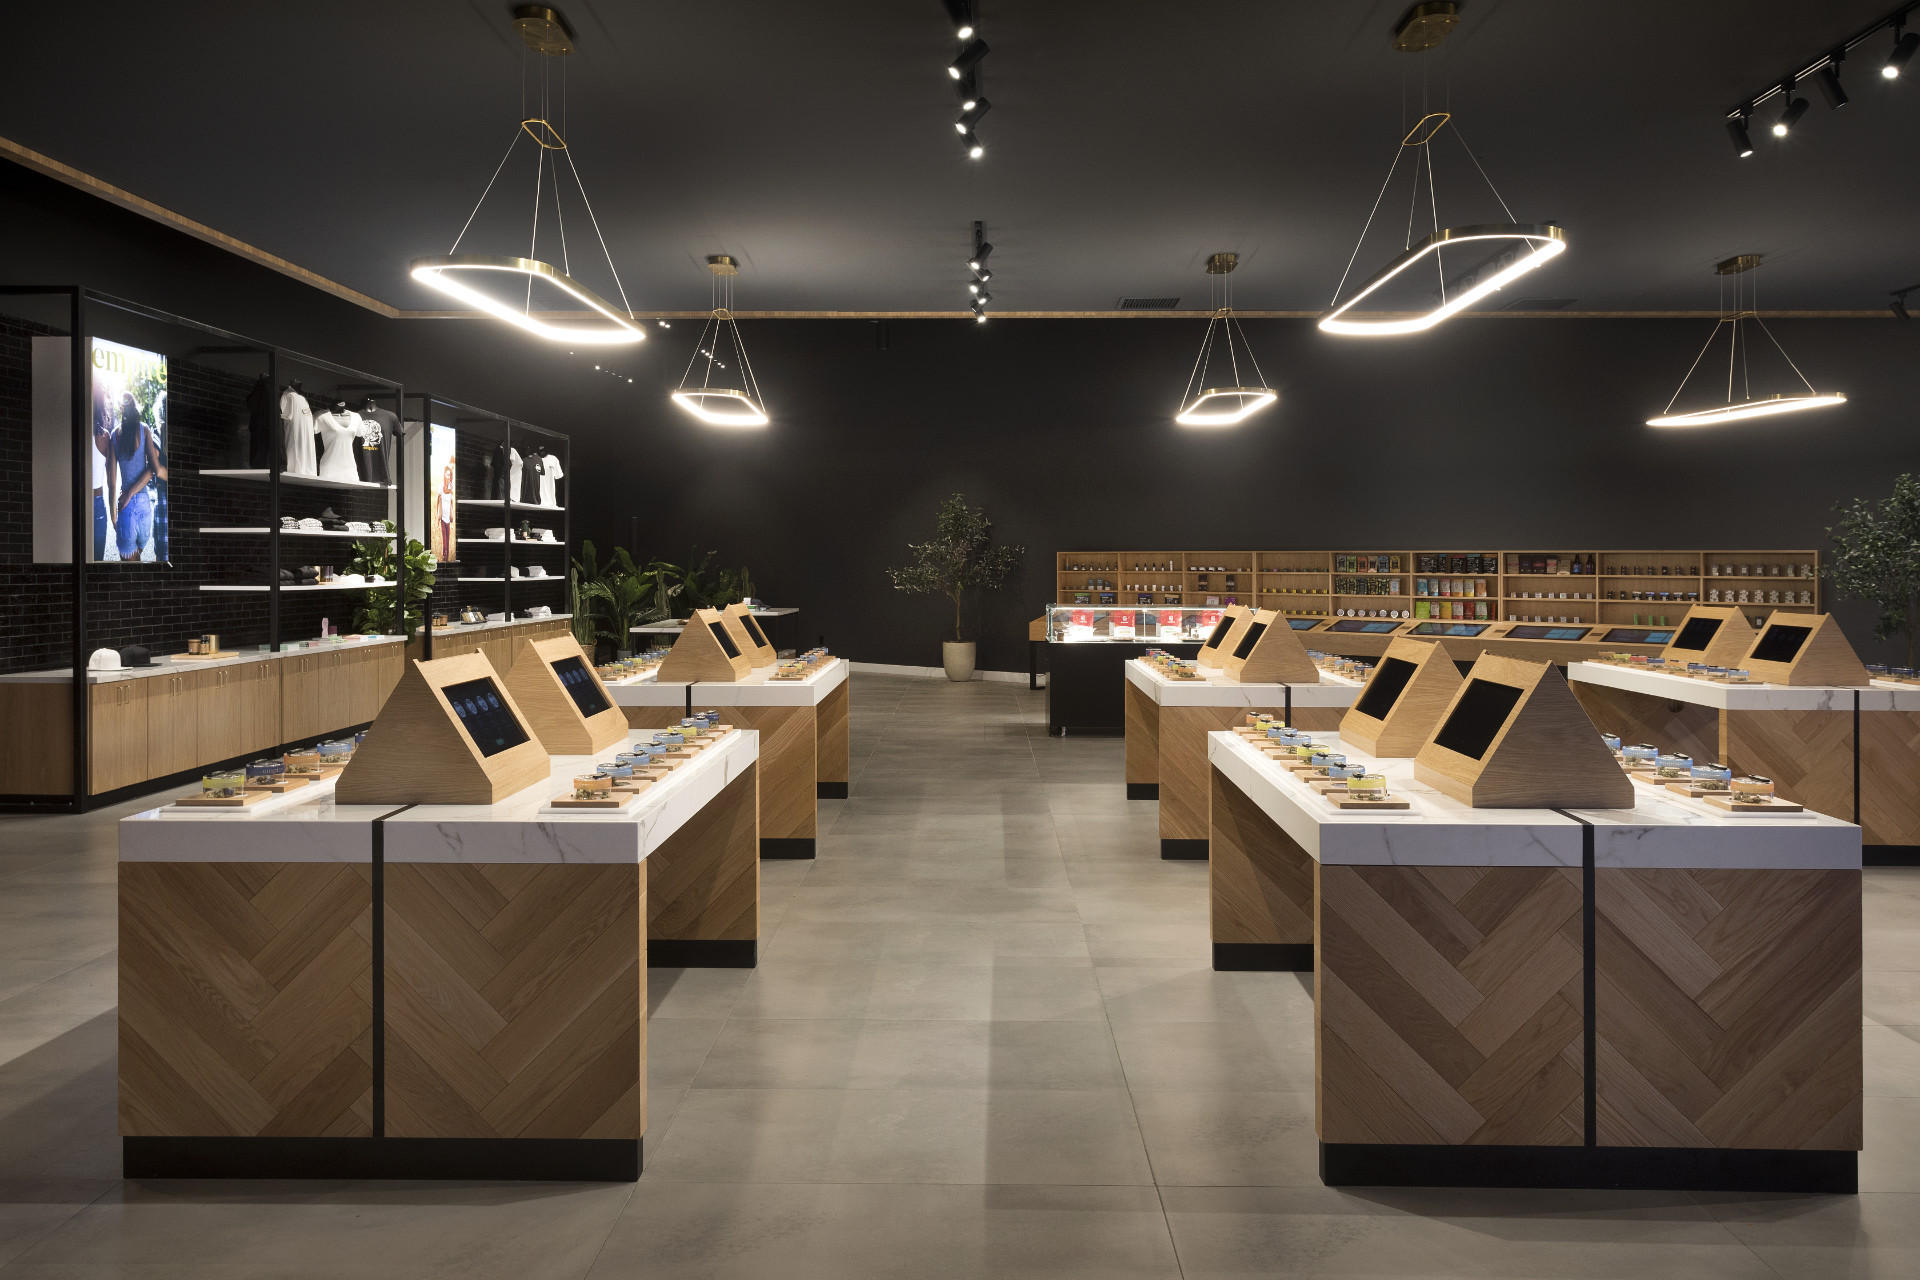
[1, 671, 1918, 1277]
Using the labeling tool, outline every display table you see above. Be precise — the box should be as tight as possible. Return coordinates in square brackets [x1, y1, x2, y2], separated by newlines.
[1125, 658, 1362, 859]
[606, 658, 847, 858]
[1567, 661, 1920, 862]
[1206, 728, 1862, 1192]
[633, 607, 799, 654]
[115, 727, 759, 1182]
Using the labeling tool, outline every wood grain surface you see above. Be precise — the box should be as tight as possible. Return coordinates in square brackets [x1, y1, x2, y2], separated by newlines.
[120, 862, 374, 1138]
[384, 863, 644, 1141]
[1125, 679, 1160, 786]
[1593, 868, 1861, 1150]
[1860, 709, 1920, 846]
[1339, 638, 1463, 758]
[657, 609, 752, 682]
[1160, 706, 1273, 840]
[503, 635, 628, 756]
[1739, 614, 1873, 688]
[1229, 609, 1322, 684]
[1209, 764, 1314, 946]
[1660, 606, 1759, 669]
[816, 676, 851, 785]
[1569, 681, 1724, 766]
[629, 706, 810, 839]
[337, 653, 551, 806]
[650, 765, 759, 943]
[1723, 708, 1854, 827]
[1415, 656, 1633, 809]
[1316, 863, 1587, 1146]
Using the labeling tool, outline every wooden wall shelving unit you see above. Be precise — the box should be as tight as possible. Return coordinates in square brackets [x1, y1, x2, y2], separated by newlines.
[1056, 549, 1822, 625]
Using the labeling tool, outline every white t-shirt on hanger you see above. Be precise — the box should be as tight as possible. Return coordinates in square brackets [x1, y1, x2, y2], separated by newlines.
[314, 410, 366, 483]
[507, 448, 523, 504]
[538, 452, 564, 508]
[280, 388, 317, 477]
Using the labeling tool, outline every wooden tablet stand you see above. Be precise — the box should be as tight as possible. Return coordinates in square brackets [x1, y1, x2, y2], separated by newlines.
[1196, 605, 1251, 670]
[1413, 653, 1633, 808]
[1736, 612, 1872, 687]
[503, 634, 630, 755]
[656, 607, 754, 682]
[723, 603, 778, 667]
[336, 651, 551, 805]
[1339, 637, 1464, 757]
[1219, 608, 1320, 684]
[1659, 605, 1758, 669]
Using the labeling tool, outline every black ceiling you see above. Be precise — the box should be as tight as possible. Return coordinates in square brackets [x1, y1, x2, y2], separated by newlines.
[3, 0, 1916, 314]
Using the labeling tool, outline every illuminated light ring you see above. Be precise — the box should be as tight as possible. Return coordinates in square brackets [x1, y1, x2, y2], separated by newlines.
[1175, 386, 1277, 427]
[1318, 223, 1567, 336]
[671, 388, 769, 427]
[409, 255, 645, 345]
[1646, 393, 1846, 428]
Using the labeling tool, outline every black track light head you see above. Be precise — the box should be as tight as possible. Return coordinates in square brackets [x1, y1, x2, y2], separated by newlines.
[953, 70, 981, 109]
[1771, 91, 1809, 136]
[1895, 298, 1912, 321]
[961, 130, 984, 159]
[972, 266, 993, 284]
[1888, 29, 1920, 78]
[968, 241, 992, 271]
[1817, 60, 1849, 108]
[956, 98, 992, 133]
[972, 290, 992, 306]
[1727, 114, 1755, 158]
[943, 0, 974, 40]
[948, 36, 988, 79]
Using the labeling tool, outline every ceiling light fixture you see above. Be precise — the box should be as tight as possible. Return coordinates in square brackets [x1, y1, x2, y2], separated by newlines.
[967, 243, 992, 271]
[943, 0, 975, 39]
[1771, 82, 1810, 135]
[672, 256, 769, 427]
[960, 130, 984, 158]
[1646, 254, 1847, 428]
[1727, 113, 1756, 157]
[1817, 56, 1850, 107]
[1887, 23, 1918, 76]
[956, 99, 992, 133]
[409, 5, 641, 345]
[1892, 285, 1917, 320]
[1727, 4, 1920, 148]
[1175, 253, 1277, 427]
[948, 37, 989, 79]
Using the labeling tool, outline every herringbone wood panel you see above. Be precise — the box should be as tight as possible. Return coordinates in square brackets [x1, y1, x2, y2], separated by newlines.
[817, 678, 850, 785]
[1859, 710, 1920, 846]
[1161, 707, 1275, 840]
[1594, 868, 1861, 1150]
[1209, 765, 1313, 946]
[1124, 680, 1159, 786]
[1724, 709, 1855, 829]
[650, 765, 759, 942]
[384, 863, 644, 1140]
[1570, 682, 1723, 766]
[120, 861, 374, 1138]
[1316, 864, 1586, 1146]
[627, 706, 812, 838]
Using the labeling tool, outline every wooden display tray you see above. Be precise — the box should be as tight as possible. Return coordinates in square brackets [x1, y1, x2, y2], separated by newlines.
[545, 789, 645, 811]
[283, 766, 344, 782]
[1321, 791, 1410, 810]
[170, 650, 241, 662]
[1664, 781, 1734, 798]
[1702, 795, 1805, 815]
[174, 789, 276, 809]
[243, 776, 312, 794]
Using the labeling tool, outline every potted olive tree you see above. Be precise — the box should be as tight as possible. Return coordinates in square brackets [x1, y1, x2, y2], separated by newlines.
[886, 493, 1024, 681]
[1826, 472, 1920, 667]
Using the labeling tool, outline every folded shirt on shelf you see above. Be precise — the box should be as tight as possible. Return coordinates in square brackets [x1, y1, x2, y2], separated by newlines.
[344, 521, 373, 533]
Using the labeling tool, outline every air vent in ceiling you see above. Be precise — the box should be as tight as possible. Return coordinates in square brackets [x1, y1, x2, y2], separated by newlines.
[1500, 297, 1578, 310]
[1117, 297, 1180, 309]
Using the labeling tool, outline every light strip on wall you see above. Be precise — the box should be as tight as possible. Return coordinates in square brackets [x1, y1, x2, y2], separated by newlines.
[1646, 393, 1847, 428]
[1318, 224, 1566, 335]
[1175, 387, 1278, 426]
[411, 256, 645, 344]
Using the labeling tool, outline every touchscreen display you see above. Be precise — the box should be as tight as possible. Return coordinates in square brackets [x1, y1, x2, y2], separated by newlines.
[1410, 622, 1489, 637]
[1601, 627, 1675, 644]
[1432, 678, 1524, 760]
[1353, 656, 1418, 721]
[741, 614, 772, 649]
[1749, 623, 1812, 664]
[1286, 617, 1320, 630]
[1203, 615, 1236, 650]
[1669, 616, 1722, 652]
[1232, 621, 1268, 659]
[1505, 625, 1591, 641]
[1329, 619, 1401, 634]
[441, 676, 531, 758]
[708, 619, 743, 659]
[551, 655, 611, 719]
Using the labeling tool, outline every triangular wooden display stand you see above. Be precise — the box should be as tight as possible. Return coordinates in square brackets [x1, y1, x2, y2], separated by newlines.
[1660, 605, 1758, 669]
[1340, 637, 1464, 757]
[656, 607, 753, 682]
[503, 634, 630, 755]
[1220, 608, 1321, 684]
[1414, 653, 1634, 808]
[722, 603, 777, 667]
[336, 651, 551, 805]
[1196, 605, 1251, 669]
[1736, 612, 1872, 686]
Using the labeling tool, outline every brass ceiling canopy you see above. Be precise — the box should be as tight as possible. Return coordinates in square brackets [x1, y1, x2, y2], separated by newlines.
[512, 5, 576, 55]
[1206, 252, 1238, 275]
[1716, 253, 1763, 275]
[706, 255, 740, 276]
[1393, 2, 1461, 52]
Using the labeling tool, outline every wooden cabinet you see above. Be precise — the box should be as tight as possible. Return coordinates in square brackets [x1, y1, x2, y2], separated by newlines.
[365, 645, 404, 720]
[196, 663, 281, 766]
[0, 685, 75, 795]
[281, 651, 355, 744]
[144, 673, 201, 780]
[89, 680, 148, 793]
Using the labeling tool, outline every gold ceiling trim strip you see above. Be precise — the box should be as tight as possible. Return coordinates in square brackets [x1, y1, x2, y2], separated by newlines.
[0, 136, 1898, 323]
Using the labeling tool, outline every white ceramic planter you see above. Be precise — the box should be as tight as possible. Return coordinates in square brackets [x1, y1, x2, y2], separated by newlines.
[943, 641, 977, 682]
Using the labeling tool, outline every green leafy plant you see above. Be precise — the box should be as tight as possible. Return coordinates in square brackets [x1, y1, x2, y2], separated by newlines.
[1825, 473, 1920, 666]
[885, 493, 1024, 643]
[577, 546, 655, 654]
[348, 521, 436, 636]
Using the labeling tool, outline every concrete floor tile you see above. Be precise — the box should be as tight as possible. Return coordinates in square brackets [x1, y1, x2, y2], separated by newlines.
[1097, 966, 1315, 1024]
[691, 1018, 1127, 1091]
[1131, 1091, 1321, 1187]
[734, 961, 1106, 1022]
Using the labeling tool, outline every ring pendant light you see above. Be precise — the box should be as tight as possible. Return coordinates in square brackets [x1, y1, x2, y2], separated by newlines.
[672, 257, 769, 427]
[1646, 255, 1847, 428]
[1175, 253, 1277, 427]
[409, 5, 643, 345]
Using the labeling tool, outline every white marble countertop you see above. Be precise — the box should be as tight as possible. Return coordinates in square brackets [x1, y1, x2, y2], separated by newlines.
[605, 656, 847, 707]
[2, 633, 409, 686]
[417, 613, 571, 642]
[1567, 660, 1920, 712]
[631, 607, 797, 634]
[1125, 658, 1362, 709]
[1207, 729, 1860, 870]
[119, 728, 758, 866]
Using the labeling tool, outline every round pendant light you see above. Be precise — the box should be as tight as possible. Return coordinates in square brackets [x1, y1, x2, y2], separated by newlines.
[1646, 255, 1846, 429]
[408, 5, 642, 345]
[1175, 254, 1277, 427]
[673, 257, 770, 427]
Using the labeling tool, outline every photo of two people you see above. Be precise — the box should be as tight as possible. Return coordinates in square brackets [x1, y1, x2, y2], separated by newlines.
[89, 337, 168, 564]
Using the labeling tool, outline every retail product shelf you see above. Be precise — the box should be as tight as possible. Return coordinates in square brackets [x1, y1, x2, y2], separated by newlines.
[196, 527, 384, 538]
[196, 468, 393, 491]
[199, 579, 395, 592]
[457, 499, 565, 511]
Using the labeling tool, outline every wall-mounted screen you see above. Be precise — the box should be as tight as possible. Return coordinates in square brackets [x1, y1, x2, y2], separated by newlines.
[1353, 656, 1418, 721]
[1410, 622, 1489, 637]
[1600, 627, 1674, 645]
[1432, 678, 1525, 760]
[1329, 619, 1402, 634]
[1286, 617, 1320, 630]
[1231, 621, 1269, 659]
[707, 618, 743, 659]
[1202, 615, 1236, 650]
[551, 655, 611, 719]
[741, 614, 772, 649]
[1669, 616, 1723, 652]
[1505, 625, 1591, 641]
[1749, 623, 1812, 665]
[429, 423, 458, 563]
[441, 676, 532, 758]
[90, 337, 169, 564]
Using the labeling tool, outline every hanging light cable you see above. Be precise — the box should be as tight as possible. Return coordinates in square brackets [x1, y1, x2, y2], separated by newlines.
[1175, 253, 1277, 427]
[409, 5, 643, 345]
[672, 256, 769, 426]
[1646, 255, 1847, 427]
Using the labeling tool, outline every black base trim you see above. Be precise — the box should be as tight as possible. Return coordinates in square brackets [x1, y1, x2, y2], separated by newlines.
[1319, 1142, 1856, 1193]
[649, 939, 756, 968]
[761, 837, 816, 859]
[1212, 942, 1313, 971]
[1866, 845, 1920, 867]
[1160, 838, 1208, 860]
[817, 781, 849, 799]
[124, 1136, 642, 1182]
[1126, 783, 1160, 800]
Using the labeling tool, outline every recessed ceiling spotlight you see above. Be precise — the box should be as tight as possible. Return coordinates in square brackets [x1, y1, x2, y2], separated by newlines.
[948, 37, 988, 79]
[657, 320, 670, 328]
[1886, 25, 1918, 77]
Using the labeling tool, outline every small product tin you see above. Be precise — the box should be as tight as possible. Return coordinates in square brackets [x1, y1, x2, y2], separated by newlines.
[201, 769, 245, 798]
[1730, 775, 1775, 805]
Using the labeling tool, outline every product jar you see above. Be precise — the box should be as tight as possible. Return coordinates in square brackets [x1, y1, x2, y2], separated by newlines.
[1623, 743, 1658, 768]
[244, 758, 285, 787]
[573, 773, 614, 799]
[201, 769, 246, 798]
[1345, 772, 1390, 800]
[1655, 752, 1693, 779]
[283, 750, 322, 775]
[318, 739, 354, 765]
[1601, 732, 1622, 755]
[1690, 762, 1732, 791]
[1730, 775, 1775, 805]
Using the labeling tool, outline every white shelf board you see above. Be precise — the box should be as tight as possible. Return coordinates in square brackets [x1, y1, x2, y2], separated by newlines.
[199, 580, 395, 593]
[197, 527, 388, 538]
[456, 499, 565, 511]
[455, 577, 565, 585]
[196, 468, 394, 491]
[456, 538, 565, 547]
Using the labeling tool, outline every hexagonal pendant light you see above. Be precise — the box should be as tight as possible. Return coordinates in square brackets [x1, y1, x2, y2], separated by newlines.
[672, 257, 770, 427]
[1175, 253, 1277, 427]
